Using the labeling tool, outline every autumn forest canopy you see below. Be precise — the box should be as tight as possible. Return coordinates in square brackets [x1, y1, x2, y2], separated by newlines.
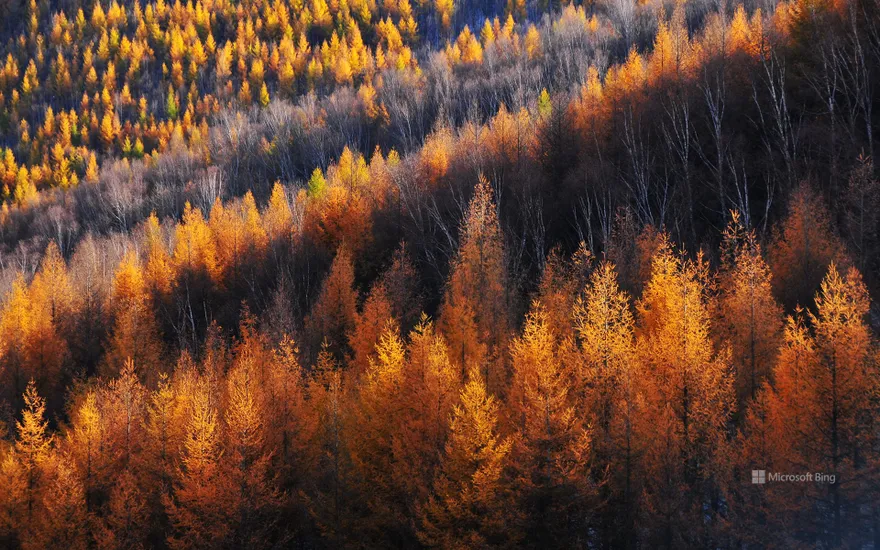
[0, 0, 879, 547]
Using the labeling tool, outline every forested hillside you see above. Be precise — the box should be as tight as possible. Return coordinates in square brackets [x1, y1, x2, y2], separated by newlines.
[0, 0, 879, 547]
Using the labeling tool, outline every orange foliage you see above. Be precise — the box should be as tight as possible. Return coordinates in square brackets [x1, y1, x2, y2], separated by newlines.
[768, 184, 849, 309]
[418, 368, 515, 547]
[173, 202, 219, 282]
[439, 176, 508, 391]
[305, 246, 359, 361]
[105, 252, 165, 379]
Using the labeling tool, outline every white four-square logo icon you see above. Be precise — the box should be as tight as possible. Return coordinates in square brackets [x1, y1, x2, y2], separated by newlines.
[752, 470, 766, 484]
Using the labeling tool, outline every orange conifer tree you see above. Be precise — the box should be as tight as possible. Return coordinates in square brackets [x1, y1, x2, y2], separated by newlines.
[305, 246, 358, 363]
[105, 252, 164, 379]
[165, 384, 232, 549]
[222, 351, 282, 544]
[348, 280, 394, 378]
[574, 261, 644, 546]
[418, 368, 516, 547]
[439, 176, 508, 393]
[507, 302, 593, 545]
[752, 265, 877, 546]
[637, 239, 734, 545]
[15, 381, 53, 521]
[768, 185, 848, 309]
[718, 212, 783, 408]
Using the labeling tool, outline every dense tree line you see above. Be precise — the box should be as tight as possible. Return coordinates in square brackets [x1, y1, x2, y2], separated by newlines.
[0, 179, 877, 548]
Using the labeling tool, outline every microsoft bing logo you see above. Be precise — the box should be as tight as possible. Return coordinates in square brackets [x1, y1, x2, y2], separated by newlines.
[752, 470, 766, 484]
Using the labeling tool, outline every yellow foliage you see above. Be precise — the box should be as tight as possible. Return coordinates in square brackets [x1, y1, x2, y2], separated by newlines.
[173, 202, 219, 281]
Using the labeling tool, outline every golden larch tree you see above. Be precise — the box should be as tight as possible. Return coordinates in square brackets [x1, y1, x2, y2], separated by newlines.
[305, 246, 358, 363]
[305, 347, 356, 546]
[347, 323, 413, 543]
[105, 252, 165, 379]
[439, 176, 509, 393]
[172, 202, 219, 282]
[348, 280, 394, 379]
[68, 390, 105, 511]
[537, 245, 592, 341]
[574, 261, 645, 547]
[144, 212, 173, 298]
[507, 302, 593, 546]
[757, 265, 877, 546]
[222, 352, 282, 545]
[28, 457, 89, 550]
[165, 383, 233, 550]
[768, 184, 848, 310]
[15, 380, 53, 520]
[418, 368, 516, 547]
[718, 212, 783, 409]
[637, 238, 734, 546]
[397, 317, 461, 506]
